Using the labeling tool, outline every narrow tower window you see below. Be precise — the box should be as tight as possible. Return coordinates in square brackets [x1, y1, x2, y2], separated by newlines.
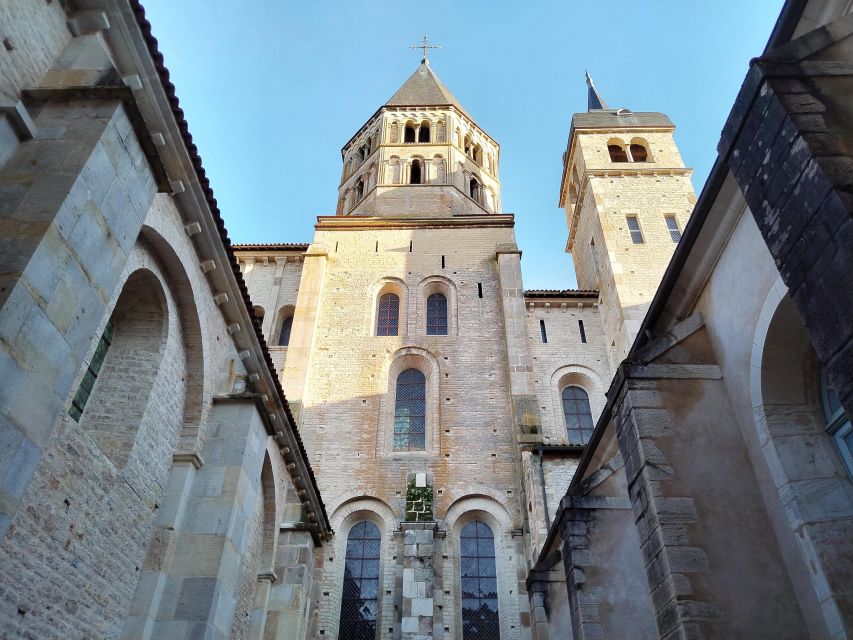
[562, 385, 594, 445]
[626, 216, 644, 244]
[630, 143, 648, 162]
[665, 215, 682, 242]
[477, 282, 483, 299]
[540, 319, 547, 344]
[278, 316, 293, 347]
[376, 293, 400, 336]
[410, 159, 423, 185]
[338, 521, 381, 639]
[404, 122, 416, 143]
[608, 144, 628, 162]
[469, 178, 481, 203]
[578, 319, 587, 344]
[355, 178, 364, 202]
[419, 120, 431, 142]
[394, 368, 426, 451]
[69, 321, 114, 422]
[426, 293, 448, 336]
[460, 520, 499, 639]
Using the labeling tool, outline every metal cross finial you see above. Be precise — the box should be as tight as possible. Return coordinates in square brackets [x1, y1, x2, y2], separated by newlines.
[410, 34, 441, 63]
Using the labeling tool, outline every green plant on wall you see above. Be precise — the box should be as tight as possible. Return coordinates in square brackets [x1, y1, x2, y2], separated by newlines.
[404, 478, 434, 522]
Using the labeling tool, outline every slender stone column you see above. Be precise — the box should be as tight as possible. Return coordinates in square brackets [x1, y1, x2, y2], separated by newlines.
[401, 522, 436, 639]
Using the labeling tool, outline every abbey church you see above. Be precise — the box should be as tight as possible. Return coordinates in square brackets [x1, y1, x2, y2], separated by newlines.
[0, 1, 852, 639]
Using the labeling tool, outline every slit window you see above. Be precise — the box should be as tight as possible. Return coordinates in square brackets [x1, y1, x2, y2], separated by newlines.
[539, 319, 547, 344]
[578, 319, 587, 344]
[665, 215, 681, 242]
[626, 216, 644, 244]
[69, 320, 114, 422]
[394, 368, 426, 451]
[376, 293, 400, 336]
[477, 283, 483, 299]
[338, 521, 381, 639]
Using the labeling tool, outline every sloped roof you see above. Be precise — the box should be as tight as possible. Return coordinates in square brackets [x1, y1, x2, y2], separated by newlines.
[385, 62, 469, 117]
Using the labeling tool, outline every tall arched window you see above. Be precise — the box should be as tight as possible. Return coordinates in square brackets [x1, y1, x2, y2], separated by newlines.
[377, 293, 400, 336]
[404, 122, 416, 143]
[562, 385, 594, 444]
[608, 144, 628, 162]
[630, 143, 648, 162]
[278, 316, 293, 346]
[473, 144, 483, 165]
[394, 369, 426, 451]
[355, 178, 364, 202]
[410, 159, 423, 185]
[419, 120, 431, 142]
[469, 177, 481, 203]
[460, 520, 499, 640]
[822, 369, 853, 476]
[338, 521, 381, 639]
[426, 293, 448, 335]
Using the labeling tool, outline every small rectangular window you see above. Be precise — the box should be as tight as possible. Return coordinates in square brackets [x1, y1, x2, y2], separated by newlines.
[441, 255, 445, 269]
[665, 215, 682, 242]
[578, 319, 587, 344]
[477, 282, 483, 299]
[539, 319, 547, 344]
[626, 216, 644, 244]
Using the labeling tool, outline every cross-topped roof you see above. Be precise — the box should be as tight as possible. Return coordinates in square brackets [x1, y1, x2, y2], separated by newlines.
[410, 34, 442, 64]
[385, 61, 470, 119]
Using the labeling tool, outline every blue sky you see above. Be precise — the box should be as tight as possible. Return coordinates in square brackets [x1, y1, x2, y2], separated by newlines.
[144, 0, 782, 289]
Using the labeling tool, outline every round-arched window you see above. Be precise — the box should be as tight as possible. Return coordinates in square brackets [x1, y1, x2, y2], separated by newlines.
[460, 520, 499, 639]
[562, 385, 594, 445]
[822, 369, 853, 476]
[338, 520, 381, 638]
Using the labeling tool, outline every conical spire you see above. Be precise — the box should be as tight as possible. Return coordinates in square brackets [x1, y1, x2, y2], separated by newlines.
[385, 61, 470, 119]
[585, 70, 608, 111]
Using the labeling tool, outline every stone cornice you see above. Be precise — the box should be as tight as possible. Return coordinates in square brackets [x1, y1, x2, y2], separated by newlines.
[315, 213, 515, 231]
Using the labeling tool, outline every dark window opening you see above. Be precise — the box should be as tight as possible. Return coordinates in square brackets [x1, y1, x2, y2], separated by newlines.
[562, 385, 594, 445]
[404, 123, 416, 143]
[461, 520, 500, 640]
[578, 319, 587, 344]
[441, 255, 445, 269]
[539, 319, 547, 344]
[608, 144, 628, 162]
[419, 121, 430, 142]
[394, 368, 426, 450]
[69, 320, 114, 422]
[377, 293, 400, 336]
[410, 159, 423, 185]
[279, 316, 293, 347]
[477, 283, 483, 299]
[338, 521, 381, 640]
[409, 240, 413, 252]
[426, 293, 448, 336]
[469, 178, 480, 202]
[630, 144, 648, 162]
[355, 179, 364, 202]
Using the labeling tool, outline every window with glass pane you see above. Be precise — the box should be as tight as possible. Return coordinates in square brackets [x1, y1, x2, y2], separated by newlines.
[278, 316, 293, 346]
[822, 369, 853, 477]
[394, 368, 426, 451]
[665, 216, 682, 242]
[460, 520, 500, 640]
[562, 386, 594, 445]
[626, 216, 644, 244]
[69, 320, 114, 422]
[339, 521, 381, 640]
[377, 293, 400, 336]
[426, 293, 448, 335]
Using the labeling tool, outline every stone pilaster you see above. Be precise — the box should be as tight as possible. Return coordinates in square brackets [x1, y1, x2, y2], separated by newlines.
[401, 522, 436, 640]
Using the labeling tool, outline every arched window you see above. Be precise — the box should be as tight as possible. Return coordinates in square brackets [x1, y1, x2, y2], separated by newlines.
[460, 520, 499, 639]
[473, 144, 483, 165]
[390, 122, 399, 143]
[822, 369, 853, 476]
[464, 134, 473, 158]
[419, 120, 431, 142]
[393, 368, 426, 451]
[469, 177, 481, 203]
[426, 293, 448, 335]
[338, 521, 381, 639]
[377, 292, 400, 336]
[608, 144, 628, 162]
[410, 159, 423, 185]
[562, 385, 594, 444]
[630, 143, 648, 162]
[355, 178, 364, 202]
[404, 122, 416, 143]
[278, 316, 293, 347]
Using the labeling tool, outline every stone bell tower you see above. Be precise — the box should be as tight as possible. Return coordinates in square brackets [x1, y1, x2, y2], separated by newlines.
[337, 57, 501, 217]
[558, 72, 697, 371]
